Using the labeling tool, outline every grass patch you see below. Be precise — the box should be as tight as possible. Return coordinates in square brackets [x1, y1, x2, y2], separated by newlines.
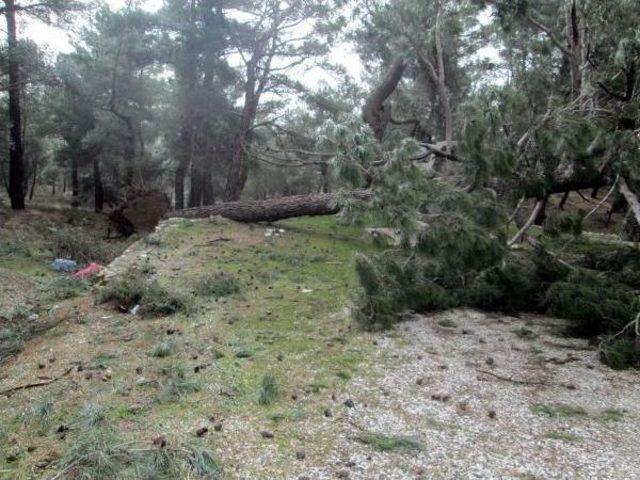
[148, 341, 173, 358]
[354, 432, 424, 453]
[194, 272, 241, 299]
[158, 364, 202, 402]
[257, 373, 281, 406]
[544, 430, 583, 442]
[531, 403, 587, 418]
[38, 276, 89, 303]
[96, 269, 189, 316]
[598, 409, 624, 422]
[513, 327, 538, 340]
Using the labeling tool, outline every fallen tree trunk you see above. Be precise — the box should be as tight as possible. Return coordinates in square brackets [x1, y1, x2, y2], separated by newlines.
[170, 190, 373, 223]
[169, 175, 613, 225]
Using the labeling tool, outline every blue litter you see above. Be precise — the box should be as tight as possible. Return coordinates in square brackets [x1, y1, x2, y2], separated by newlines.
[51, 259, 78, 272]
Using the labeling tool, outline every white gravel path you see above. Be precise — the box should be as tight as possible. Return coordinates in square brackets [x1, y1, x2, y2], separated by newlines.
[318, 309, 640, 480]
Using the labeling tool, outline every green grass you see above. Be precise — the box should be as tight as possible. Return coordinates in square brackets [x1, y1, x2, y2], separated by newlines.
[0, 215, 379, 478]
[257, 373, 281, 406]
[598, 409, 624, 422]
[531, 403, 588, 418]
[354, 432, 424, 453]
[545, 430, 583, 443]
[194, 271, 241, 298]
[148, 341, 173, 358]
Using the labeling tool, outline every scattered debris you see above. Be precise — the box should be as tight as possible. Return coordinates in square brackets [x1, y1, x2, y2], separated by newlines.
[73, 262, 103, 279]
[51, 259, 78, 272]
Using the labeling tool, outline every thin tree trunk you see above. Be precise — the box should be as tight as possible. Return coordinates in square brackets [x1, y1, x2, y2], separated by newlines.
[5, 0, 25, 209]
[188, 154, 203, 208]
[93, 156, 104, 212]
[201, 154, 214, 206]
[434, 16, 453, 150]
[29, 156, 37, 201]
[123, 119, 136, 187]
[71, 156, 79, 207]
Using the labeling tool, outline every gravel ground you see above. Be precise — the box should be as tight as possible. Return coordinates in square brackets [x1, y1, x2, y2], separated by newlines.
[313, 310, 640, 480]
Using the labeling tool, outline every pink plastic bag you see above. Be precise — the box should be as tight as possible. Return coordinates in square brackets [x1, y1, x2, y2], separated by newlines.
[73, 262, 103, 279]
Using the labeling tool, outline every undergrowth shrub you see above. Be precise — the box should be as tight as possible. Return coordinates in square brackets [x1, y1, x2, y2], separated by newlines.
[194, 272, 241, 298]
[51, 228, 122, 264]
[39, 276, 89, 303]
[96, 269, 188, 316]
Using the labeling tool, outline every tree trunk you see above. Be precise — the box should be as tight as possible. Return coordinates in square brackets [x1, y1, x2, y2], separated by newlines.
[123, 119, 136, 187]
[362, 58, 406, 141]
[93, 156, 104, 212]
[188, 157, 203, 208]
[71, 156, 79, 207]
[201, 154, 214, 206]
[224, 57, 260, 201]
[5, 0, 25, 210]
[173, 190, 373, 223]
[29, 156, 37, 201]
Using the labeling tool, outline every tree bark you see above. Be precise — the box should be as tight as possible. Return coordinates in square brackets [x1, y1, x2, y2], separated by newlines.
[224, 95, 258, 201]
[362, 58, 407, 141]
[93, 156, 104, 212]
[71, 156, 79, 206]
[5, 0, 25, 209]
[172, 190, 373, 223]
[29, 156, 37, 201]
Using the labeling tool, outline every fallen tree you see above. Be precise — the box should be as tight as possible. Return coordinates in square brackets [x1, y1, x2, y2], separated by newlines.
[166, 173, 614, 225]
[170, 190, 373, 223]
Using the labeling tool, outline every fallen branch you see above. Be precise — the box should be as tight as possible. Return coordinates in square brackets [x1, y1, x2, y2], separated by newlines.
[508, 196, 526, 224]
[0, 367, 73, 397]
[508, 200, 545, 247]
[195, 237, 232, 247]
[584, 176, 619, 221]
[618, 177, 640, 226]
[477, 369, 554, 387]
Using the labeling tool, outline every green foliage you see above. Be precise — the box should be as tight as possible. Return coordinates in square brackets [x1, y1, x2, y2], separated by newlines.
[545, 431, 583, 443]
[464, 257, 540, 312]
[96, 269, 189, 316]
[51, 228, 120, 264]
[148, 341, 172, 358]
[546, 270, 639, 337]
[543, 211, 584, 238]
[354, 432, 424, 453]
[39, 276, 89, 302]
[194, 272, 241, 299]
[257, 373, 281, 406]
[531, 403, 587, 418]
[600, 338, 640, 370]
[354, 253, 455, 329]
